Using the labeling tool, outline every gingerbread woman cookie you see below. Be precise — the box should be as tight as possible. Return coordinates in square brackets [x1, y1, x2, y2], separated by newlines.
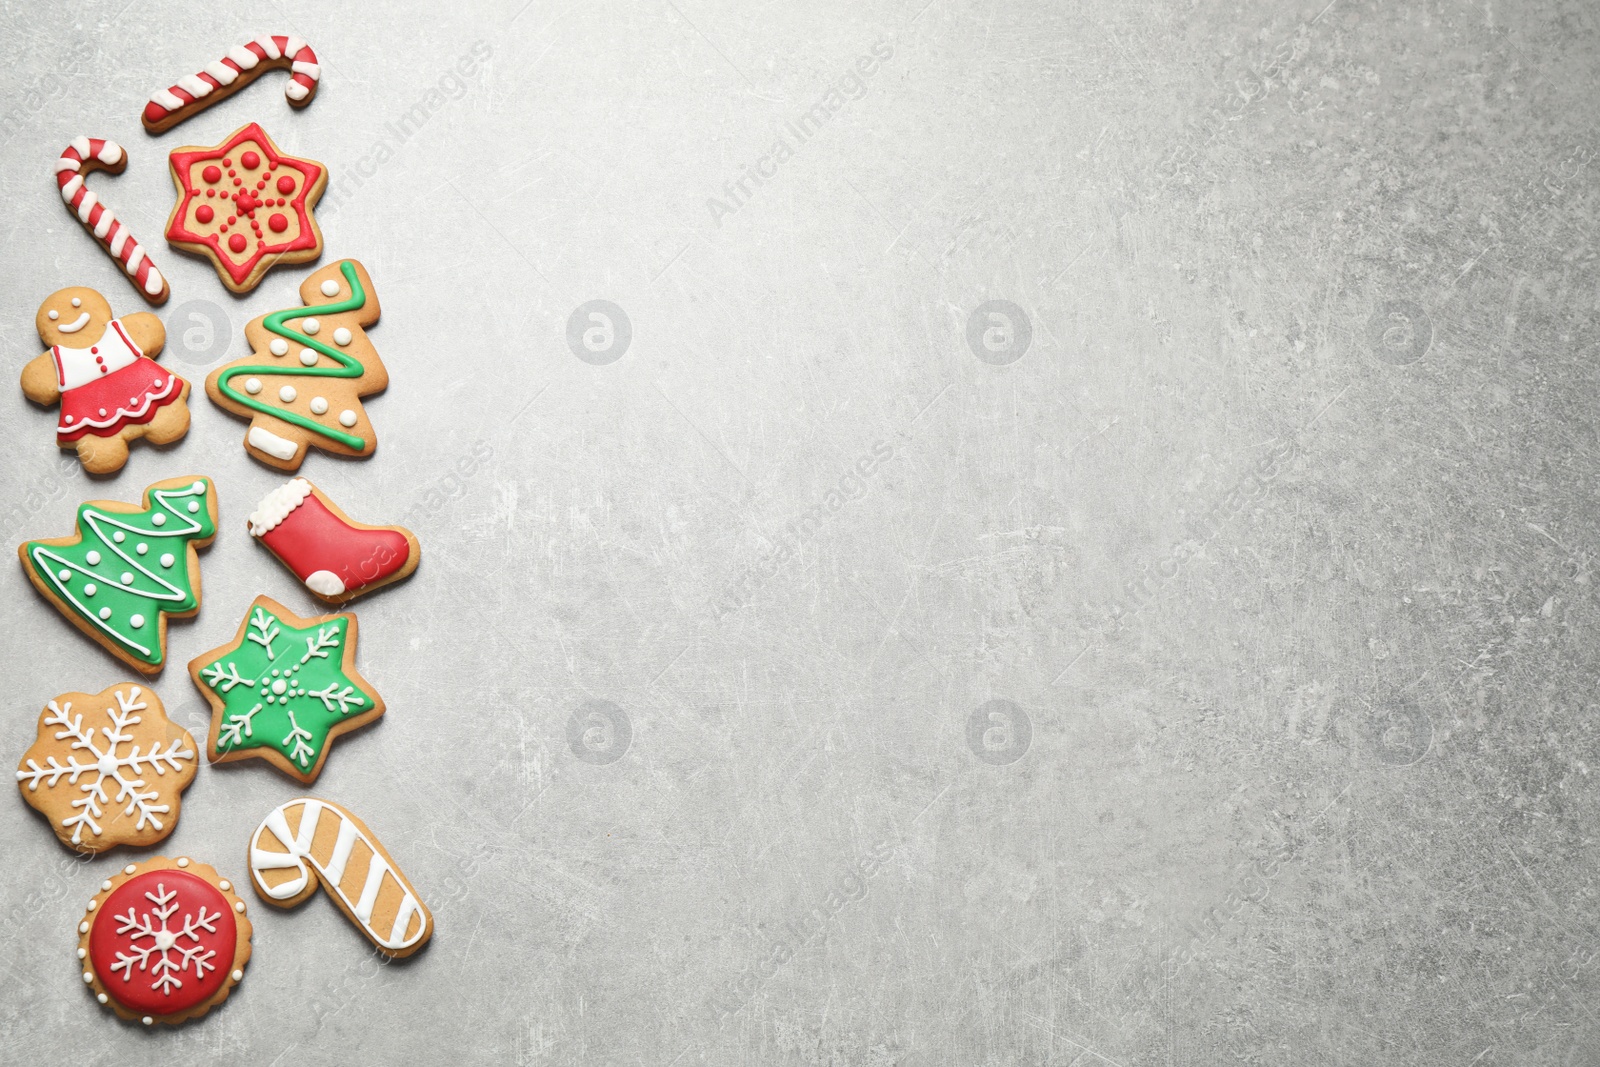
[77, 857, 251, 1026]
[21, 288, 190, 473]
[249, 797, 433, 957]
[19, 476, 217, 675]
[249, 478, 420, 603]
[17, 683, 197, 854]
[164, 122, 326, 293]
[189, 595, 385, 784]
[205, 260, 385, 469]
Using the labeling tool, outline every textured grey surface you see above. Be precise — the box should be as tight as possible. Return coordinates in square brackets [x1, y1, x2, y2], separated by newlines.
[2, 0, 1599, 1062]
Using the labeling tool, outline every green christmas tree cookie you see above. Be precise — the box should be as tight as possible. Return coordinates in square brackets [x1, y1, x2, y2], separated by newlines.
[18, 476, 217, 674]
[188, 595, 385, 784]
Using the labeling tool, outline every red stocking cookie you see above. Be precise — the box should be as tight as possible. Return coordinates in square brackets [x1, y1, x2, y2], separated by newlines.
[249, 479, 420, 603]
[77, 857, 251, 1026]
[56, 138, 168, 304]
[20, 289, 190, 474]
[143, 35, 320, 134]
[164, 122, 326, 293]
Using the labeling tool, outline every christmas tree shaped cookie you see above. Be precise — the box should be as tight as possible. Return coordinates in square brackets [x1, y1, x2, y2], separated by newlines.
[188, 595, 385, 784]
[18, 477, 217, 674]
[205, 259, 385, 471]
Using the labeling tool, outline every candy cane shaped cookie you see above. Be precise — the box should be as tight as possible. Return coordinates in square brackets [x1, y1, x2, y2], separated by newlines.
[55, 138, 169, 305]
[248, 797, 432, 957]
[143, 35, 320, 134]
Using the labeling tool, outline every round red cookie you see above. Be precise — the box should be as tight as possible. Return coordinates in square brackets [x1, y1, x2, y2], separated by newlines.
[77, 857, 251, 1026]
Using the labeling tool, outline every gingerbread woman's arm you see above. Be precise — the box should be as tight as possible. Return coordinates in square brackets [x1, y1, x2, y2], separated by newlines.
[120, 312, 166, 357]
[20, 352, 60, 406]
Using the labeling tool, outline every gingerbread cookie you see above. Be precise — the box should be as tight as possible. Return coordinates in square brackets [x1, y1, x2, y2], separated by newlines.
[189, 595, 384, 783]
[164, 122, 326, 293]
[205, 260, 385, 469]
[249, 797, 433, 957]
[143, 35, 320, 134]
[77, 857, 251, 1026]
[17, 684, 196, 854]
[55, 138, 168, 304]
[249, 478, 420, 603]
[19, 477, 217, 674]
[21, 287, 190, 473]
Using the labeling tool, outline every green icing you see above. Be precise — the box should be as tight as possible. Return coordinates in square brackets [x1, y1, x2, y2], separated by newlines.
[25, 479, 215, 666]
[197, 604, 375, 774]
[216, 260, 370, 451]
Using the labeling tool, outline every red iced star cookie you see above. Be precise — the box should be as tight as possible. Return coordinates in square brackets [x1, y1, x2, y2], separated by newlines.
[164, 122, 326, 294]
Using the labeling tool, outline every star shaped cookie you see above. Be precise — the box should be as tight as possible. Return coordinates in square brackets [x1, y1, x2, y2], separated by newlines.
[164, 122, 326, 293]
[187, 595, 384, 784]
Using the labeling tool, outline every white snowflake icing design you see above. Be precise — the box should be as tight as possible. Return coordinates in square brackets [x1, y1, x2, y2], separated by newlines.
[15, 688, 193, 845]
[109, 881, 221, 994]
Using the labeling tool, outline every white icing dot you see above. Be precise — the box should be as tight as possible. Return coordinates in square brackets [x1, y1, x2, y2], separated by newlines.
[78, 947, 87, 958]
[271, 679, 287, 694]
[136, 543, 148, 555]
[310, 396, 328, 415]
[98, 607, 111, 620]
[113, 531, 125, 543]
[245, 377, 262, 394]
[130, 614, 145, 628]
[79, 921, 90, 933]
[124, 864, 136, 874]
[48, 309, 59, 320]
[160, 553, 175, 567]
[269, 337, 289, 356]
[121, 572, 134, 584]
[177, 857, 189, 868]
[300, 348, 318, 366]
[142, 1017, 152, 1026]
[97, 993, 108, 1004]
[321, 279, 340, 296]
[192, 480, 205, 493]
[333, 327, 352, 346]
[231, 968, 243, 981]
[339, 409, 357, 427]
[83, 972, 93, 984]
[188, 501, 200, 513]
[58, 568, 70, 580]
[152, 513, 166, 526]
[234, 901, 245, 913]
[85, 550, 101, 565]
[86, 900, 96, 911]
[83, 583, 97, 596]
[101, 880, 111, 891]
[71, 297, 81, 307]
[279, 385, 297, 403]
[219, 880, 231, 891]
[303, 317, 320, 334]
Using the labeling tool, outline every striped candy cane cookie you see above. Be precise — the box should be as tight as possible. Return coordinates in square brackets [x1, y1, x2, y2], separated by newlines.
[142, 35, 320, 134]
[55, 138, 168, 305]
[248, 797, 432, 957]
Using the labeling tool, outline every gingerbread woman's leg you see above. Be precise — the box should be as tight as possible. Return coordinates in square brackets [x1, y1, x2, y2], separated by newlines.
[75, 433, 129, 474]
[144, 398, 191, 445]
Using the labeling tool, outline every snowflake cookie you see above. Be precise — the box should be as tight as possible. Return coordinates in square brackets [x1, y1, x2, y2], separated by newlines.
[188, 595, 384, 784]
[16, 683, 196, 853]
[250, 797, 433, 957]
[77, 856, 252, 1026]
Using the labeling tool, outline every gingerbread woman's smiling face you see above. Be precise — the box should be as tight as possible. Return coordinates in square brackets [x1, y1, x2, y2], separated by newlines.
[36, 287, 113, 348]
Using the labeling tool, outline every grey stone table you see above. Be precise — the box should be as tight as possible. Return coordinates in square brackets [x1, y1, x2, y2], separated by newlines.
[1, 0, 1596, 1063]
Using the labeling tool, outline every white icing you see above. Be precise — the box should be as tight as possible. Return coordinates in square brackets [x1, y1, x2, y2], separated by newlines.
[248, 478, 313, 536]
[248, 426, 299, 460]
[72, 297, 81, 307]
[269, 338, 289, 356]
[109, 228, 128, 257]
[309, 397, 328, 415]
[126, 246, 146, 273]
[55, 157, 81, 173]
[255, 34, 282, 60]
[75, 190, 97, 222]
[150, 88, 184, 110]
[286, 37, 309, 59]
[93, 209, 114, 238]
[59, 174, 84, 201]
[130, 614, 144, 628]
[300, 349, 318, 366]
[143, 268, 164, 296]
[333, 327, 352, 346]
[279, 385, 297, 403]
[152, 513, 166, 526]
[306, 570, 345, 596]
[244, 377, 262, 394]
[302, 318, 319, 334]
[339, 410, 357, 427]
[203, 60, 238, 85]
[227, 44, 260, 69]
[285, 81, 310, 102]
[57, 311, 89, 333]
[84, 582, 97, 594]
[70, 136, 91, 158]
[160, 553, 174, 567]
[320, 280, 339, 296]
[86, 551, 101, 565]
[178, 74, 214, 97]
[97, 141, 122, 165]
[292, 61, 321, 79]
[48, 310, 59, 320]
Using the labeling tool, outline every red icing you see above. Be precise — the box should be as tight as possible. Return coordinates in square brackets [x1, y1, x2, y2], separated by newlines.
[202, 165, 221, 183]
[268, 213, 288, 233]
[259, 492, 412, 594]
[88, 869, 236, 1016]
[196, 205, 214, 224]
[277, 175, 295, 194]
[165, 123, 323, 287]
[241, 151, 260, 169]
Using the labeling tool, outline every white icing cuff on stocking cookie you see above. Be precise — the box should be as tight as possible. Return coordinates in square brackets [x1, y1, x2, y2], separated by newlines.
[248, 478, 313, 536]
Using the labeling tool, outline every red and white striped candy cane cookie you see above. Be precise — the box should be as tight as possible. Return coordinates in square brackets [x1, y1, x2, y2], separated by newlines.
[55, 137, 169, 305]
[142, 35, 320, 134]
